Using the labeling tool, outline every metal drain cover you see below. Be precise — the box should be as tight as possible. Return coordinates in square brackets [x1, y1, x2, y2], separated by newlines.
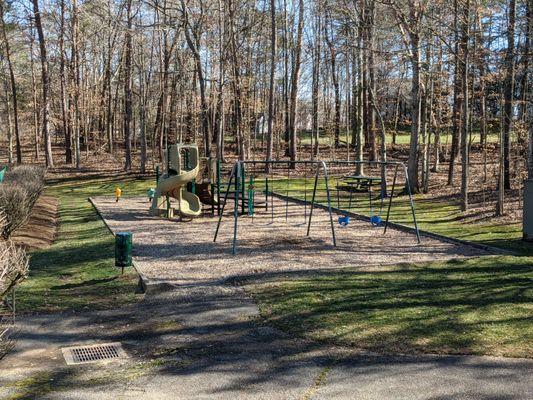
[61, 342, 127, 365]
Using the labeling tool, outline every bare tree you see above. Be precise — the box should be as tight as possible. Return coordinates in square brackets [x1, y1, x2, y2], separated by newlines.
[32, 0, 53, 167]
[265, 0, 276, 170]
[0, 0, 21, 164]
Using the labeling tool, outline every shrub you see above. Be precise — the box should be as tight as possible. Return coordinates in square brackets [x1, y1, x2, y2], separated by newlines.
[3, 165, 46, 208]
[0, 239, 29, 300]
[0, 223, 29, 359]
[0, 186, 32, 240]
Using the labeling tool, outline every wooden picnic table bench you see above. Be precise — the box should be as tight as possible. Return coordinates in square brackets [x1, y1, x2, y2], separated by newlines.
[336, 175, 382, 192]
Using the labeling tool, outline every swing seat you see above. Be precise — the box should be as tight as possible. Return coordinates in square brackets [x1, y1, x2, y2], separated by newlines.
[370, 215, 382, 226]
[338, 215, 350, 226]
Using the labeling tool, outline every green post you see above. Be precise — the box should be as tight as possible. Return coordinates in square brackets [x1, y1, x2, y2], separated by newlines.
[156, 166, 160, 183]
[248, 175, 255, 216]
[265, 177, 269, 211]
[241, 164, 246, 215]
[115, 232, 132, 275]
[216, 159, 222, 216]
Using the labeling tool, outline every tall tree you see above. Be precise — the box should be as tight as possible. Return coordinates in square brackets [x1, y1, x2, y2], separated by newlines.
[123, 0, 133, 170]
[388, 0, 425, 192]
[32, 0, 53, 167]
[0, 0, 22, 163]
[265, 0, 276, 170]
[288, 0, 304, 162]
[460, 0, 470, 211]
[502, 0, 516, 189]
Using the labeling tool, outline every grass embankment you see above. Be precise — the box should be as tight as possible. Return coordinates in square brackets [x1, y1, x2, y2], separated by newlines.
[16, 175, 153, 314]
[245, 256, 532, 358]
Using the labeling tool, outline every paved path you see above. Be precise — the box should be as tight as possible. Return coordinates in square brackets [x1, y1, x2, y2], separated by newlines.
[1, 197, 530, 399]
[2, 284, 532, 399]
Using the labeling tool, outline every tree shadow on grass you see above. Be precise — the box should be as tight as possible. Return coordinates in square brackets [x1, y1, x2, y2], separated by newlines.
[2, 263, 532, 399]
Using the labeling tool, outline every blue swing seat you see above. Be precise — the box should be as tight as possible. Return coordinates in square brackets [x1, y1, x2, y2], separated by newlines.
[338, 215, 350, 226]
[370, 215, 382, 226]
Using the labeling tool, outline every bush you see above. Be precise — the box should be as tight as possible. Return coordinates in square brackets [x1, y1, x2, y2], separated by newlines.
[0, 186, 32, 240]
[0, 239, 29, 300]
[3, 165, 46, 208]
[0, 221, 29, 359]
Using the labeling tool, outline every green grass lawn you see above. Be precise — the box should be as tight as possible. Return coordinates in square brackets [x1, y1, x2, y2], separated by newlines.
[252, 176, 531, 255]
[244, 256, 533, 358]
[18, 170, 532, 359]
[16, 175, 154, 314]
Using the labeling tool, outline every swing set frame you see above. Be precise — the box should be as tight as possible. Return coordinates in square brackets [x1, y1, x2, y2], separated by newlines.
[213, 160, 337, 255]
[213, 159, 420, 255]
[326, 160, 421, 243]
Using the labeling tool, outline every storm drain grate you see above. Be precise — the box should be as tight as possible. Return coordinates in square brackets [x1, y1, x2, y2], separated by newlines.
[61, 342, 127, 365]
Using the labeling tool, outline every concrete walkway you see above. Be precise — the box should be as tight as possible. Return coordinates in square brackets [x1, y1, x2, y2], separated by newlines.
[1, 197, 531, 399]
[2, 283, 532, 399]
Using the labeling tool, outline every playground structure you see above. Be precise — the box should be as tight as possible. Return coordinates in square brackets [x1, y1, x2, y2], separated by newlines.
[146, 142, 422, 256]
[213, 159, 420, 255]
[149, 143, 224, 220]
[150, 144, 207, 218]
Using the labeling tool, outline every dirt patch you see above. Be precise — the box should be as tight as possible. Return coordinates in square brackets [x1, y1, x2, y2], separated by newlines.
[11, 196, 59, 250]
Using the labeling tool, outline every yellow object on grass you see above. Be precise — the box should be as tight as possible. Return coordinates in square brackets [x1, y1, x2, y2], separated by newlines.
[115, 187, 122, 202]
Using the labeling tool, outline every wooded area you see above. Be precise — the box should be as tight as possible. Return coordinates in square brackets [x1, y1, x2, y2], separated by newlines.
[0, 0, 531, 211]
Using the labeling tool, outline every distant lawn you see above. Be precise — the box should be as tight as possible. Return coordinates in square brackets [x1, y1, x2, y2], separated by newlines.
[16, 175, 153, 314]
[245, 256, 533, 358]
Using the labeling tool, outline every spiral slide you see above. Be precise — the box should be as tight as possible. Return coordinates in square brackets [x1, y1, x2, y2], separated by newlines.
[150, 144, 202, 218]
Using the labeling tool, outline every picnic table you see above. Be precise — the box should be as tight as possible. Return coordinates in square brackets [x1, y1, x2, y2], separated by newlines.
[337, 175, 382, 192]
[334, 175, 384, 212]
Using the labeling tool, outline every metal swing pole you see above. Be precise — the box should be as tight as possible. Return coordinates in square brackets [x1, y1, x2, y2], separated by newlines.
[241, 163, 246, 215]
[285, 162, 290, 222]
[270, 164, 274, 223]
[322, 161, 337, 246]
[304, 164, 308, 223]
[232, 161, 242, 254]
[403, 165, 421, 243]
[383, 164, 399, 235]
[306, 164, 320, 237]
[214, 164, 236, 242]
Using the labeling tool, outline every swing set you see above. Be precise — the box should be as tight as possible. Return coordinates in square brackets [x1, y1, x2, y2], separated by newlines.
[327, 160, 420, 242]
[214, 160, 337, 255]
[213, 159, 420, 254]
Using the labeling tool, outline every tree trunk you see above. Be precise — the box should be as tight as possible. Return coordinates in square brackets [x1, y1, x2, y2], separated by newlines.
[288, 0, 304, 163]
[59, 0, 72, 164]
[503, 0, 516, 189]
[265, 0, 276, 171]
[448, 0, 461, 186]
[32, 0, 53, 167]
[0, 0, 21, 163]
[460, 0, 470, 211]
[123, 0, 133, 170]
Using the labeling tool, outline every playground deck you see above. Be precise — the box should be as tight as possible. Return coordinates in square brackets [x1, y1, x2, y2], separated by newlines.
[92, 196, 492, 286]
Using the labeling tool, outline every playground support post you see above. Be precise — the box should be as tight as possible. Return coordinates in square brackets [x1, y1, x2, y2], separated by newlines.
[326, 160, 420, 243]
[213, 164, 236, 243]
[216, 159, 221, 216]
[214, 160, 336, 254]
[304, 161, 336, 247]
[233, 162, 241, 254]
